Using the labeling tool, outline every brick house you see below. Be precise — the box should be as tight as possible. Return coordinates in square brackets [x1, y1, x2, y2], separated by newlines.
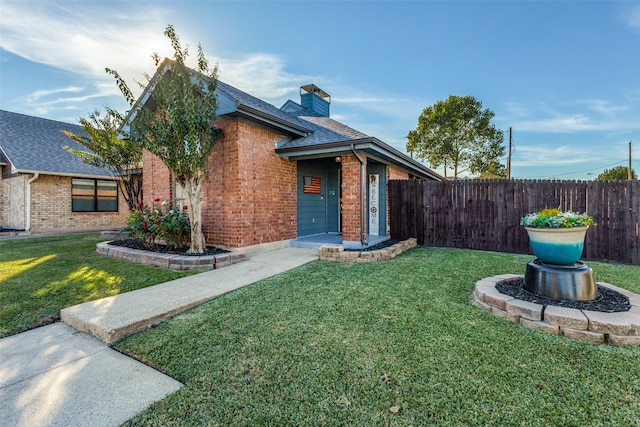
[132, 65, 443, 249]
[0, 110, 128, 233]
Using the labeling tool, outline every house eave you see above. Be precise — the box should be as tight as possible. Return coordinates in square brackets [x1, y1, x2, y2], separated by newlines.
[276, 138, 444, 181]
[12, 169, 119, 181]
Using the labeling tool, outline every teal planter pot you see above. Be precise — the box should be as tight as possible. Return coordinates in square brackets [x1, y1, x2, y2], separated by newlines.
[525, 226, 589, 265]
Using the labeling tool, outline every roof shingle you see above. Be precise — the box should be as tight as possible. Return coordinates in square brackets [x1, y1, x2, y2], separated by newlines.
[0, 110, 113, 178]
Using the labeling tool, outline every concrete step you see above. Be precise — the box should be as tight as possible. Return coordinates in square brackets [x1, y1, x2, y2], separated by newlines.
[61, 247, 318, 344]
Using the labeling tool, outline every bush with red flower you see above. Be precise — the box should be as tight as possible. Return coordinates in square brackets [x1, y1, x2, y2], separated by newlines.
[124, 199, 191, 250]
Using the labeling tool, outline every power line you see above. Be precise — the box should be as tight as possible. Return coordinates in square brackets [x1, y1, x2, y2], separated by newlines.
[538, 160, 628, 178]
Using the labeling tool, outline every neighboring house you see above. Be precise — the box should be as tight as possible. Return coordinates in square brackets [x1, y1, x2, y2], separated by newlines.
[0, 110, 128, 232]
[131, 62, 444, 249]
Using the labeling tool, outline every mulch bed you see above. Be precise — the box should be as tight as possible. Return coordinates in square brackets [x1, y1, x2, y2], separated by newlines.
[108, 239, 229, 256]
[343, 239, 399, 252]
[496, 277, 631, 313]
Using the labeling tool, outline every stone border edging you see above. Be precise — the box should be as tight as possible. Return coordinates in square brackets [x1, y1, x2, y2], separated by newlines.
[96, 241, 246, 270]
[318, 238, 417, 262]
[474, 275, 640, 346]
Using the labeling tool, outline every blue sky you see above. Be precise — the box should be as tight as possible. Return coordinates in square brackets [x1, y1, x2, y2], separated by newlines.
[1, 0, 639, 179]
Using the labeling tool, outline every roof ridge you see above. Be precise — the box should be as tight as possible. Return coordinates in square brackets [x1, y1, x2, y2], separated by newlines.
[0, 109, 80, 128]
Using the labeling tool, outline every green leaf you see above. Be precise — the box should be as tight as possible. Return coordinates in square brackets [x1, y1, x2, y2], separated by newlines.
[407, 95, 505, 179]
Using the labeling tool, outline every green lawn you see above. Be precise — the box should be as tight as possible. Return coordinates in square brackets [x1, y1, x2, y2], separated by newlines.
[0, 233, 196, 337]
[116, 248, 640, 426]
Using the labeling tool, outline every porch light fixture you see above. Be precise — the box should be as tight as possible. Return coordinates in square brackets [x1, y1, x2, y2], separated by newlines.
[335, 156, 342, 162]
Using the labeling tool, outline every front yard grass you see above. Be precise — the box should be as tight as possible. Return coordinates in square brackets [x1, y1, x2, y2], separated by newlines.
[116, 248, 640, 426]
[0, 233, 197, 337]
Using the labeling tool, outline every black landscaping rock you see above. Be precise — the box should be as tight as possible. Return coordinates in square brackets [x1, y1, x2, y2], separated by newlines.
[344, 239, 399, 252]
[496, 278, 631, 313]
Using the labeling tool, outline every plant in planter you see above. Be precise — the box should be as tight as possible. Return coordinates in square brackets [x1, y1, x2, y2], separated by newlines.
[520, 208, 595, 265]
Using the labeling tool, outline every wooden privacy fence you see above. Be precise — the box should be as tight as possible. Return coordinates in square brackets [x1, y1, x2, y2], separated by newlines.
[388, 179, 640, 265]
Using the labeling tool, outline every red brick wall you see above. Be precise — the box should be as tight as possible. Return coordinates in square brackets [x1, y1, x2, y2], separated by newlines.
[341, 153, 366, 242]
[142, 150, 172, 204]
[200, 117, 240, 247]
[30, 174, 128, 232]
[202, 117, 297, 247]
[236, 119, 297, 246]
[142, 117, 297, 248]
[388, 165, 410, 181]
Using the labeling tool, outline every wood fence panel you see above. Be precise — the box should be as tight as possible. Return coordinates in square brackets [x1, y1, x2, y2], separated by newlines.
[389, 179, 640, 265]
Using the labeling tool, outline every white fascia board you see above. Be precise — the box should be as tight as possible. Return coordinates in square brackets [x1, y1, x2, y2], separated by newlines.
[13, 169, 118, 180]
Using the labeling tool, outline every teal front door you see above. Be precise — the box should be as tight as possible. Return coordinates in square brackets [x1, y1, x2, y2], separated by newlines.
[297, 159, 340, 236]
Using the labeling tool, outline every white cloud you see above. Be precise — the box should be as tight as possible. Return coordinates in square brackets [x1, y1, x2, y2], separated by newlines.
[0, 2, 172, 89]
[30, 92, 107, 107]
[512, 145, 595, 167]
[574, 99, 630, 115]
[24, 86, 84, 103]
[0, 2, 322, 116]
[500, 99, 639, 134]
[216, 53, 314, 104]
[334, 91, 429, 120]
[503, 102, 531, 119]
[514, 114, 639, 133]
[13, 85, 105, 118]
[516, 115, 598, 133]
[619, 3, 640, 30]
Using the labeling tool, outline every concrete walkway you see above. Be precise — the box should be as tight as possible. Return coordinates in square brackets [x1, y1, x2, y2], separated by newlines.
[0, 247, 318, 427]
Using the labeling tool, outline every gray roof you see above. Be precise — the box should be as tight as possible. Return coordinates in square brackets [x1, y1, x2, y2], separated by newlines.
[281, 114, 370, 148]
[0, 110, 113, 178]
[275, 102, 443, 181]
[216, 81, 314, 134]
[122, 59, 442, 180]
[125, 59, 314, 136]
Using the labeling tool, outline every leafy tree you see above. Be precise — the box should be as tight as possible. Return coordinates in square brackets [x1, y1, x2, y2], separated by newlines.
[108, 24, 223, 254]
[61, 107, 142, 210]
[407, 95, 505, 179]
[596, 166, 637, 181]
[477, 161, 507, 179]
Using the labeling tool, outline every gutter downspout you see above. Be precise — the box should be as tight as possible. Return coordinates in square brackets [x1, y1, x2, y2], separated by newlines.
[350, 144, 367, 247]
[26, 172, 39, 232]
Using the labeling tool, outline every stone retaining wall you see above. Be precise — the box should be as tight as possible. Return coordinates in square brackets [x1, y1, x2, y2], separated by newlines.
[96, 241, 246, 270]
[474, 275, 640, 346]
[319, 238, 417, 262]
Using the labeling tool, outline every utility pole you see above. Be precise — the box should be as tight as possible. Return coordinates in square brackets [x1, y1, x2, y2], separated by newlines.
[629, 141, 633, 180]
[506, 127, 512, 179]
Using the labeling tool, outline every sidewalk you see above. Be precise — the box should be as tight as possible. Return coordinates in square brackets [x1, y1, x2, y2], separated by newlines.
[0, 247, 318, 427]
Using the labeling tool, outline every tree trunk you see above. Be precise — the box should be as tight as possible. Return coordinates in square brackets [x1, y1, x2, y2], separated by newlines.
[120, 173, 143, 210]
[183, 172, 206, 254]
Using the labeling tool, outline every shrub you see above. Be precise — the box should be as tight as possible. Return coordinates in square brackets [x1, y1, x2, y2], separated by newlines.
[160, 204, 191, 250]
[125, 199, 191, 250]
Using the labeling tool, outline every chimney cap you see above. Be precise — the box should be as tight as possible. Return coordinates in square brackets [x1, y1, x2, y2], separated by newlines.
[300, 84, 330, 100]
